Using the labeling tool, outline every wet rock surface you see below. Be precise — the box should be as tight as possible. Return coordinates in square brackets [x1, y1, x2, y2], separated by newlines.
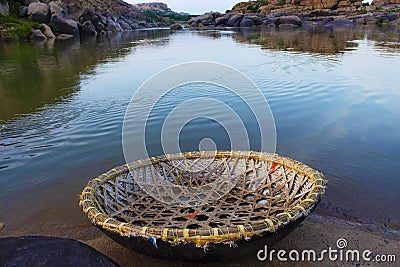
[0, 236, 119, 267]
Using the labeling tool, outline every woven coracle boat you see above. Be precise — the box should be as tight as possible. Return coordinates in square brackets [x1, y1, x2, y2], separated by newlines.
[80, 151, 327, 261]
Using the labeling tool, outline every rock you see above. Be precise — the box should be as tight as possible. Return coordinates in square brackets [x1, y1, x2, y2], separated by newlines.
[170, 23, 183, 30]
[227, 14, 243, 27]
[246, 15, 263, 26]
[279, 23, 301, 29]
[188, 13, 213, 24]
[325, 19, 355, 27]
[56, 33, 74, 40]
[0, 236, 118, 266]
[0, 222, 4, 232]
[365, 15, 378, 25]
[30, 29, 47, 41]
[41, 23, 55, 38]
[240, 18, 255, 27]
[0, 2, 9, 16]
[201, 20, 213, 26]
[19, 6, 28, 17]
[215, 16, 229, 26]
[27, 2, 50, 24]
[118, 20, 132, 31]
[309, 9, 336, 17]
[81, 20, 96, 35]
[129, 21, 139, 29]
[392, 17, 400, 25]
[355, 17, 365, 24]
[105, 18, 122, 32]
[275, 16, 302, 26]
[49, 2, 79, 36]
[366, 5, 377, 11]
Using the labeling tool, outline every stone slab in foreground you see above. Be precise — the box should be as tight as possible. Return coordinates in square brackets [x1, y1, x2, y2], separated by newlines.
[0, 236, 119, 267]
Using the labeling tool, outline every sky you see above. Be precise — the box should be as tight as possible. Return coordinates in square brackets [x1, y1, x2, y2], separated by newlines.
[128, 0, 242, 15]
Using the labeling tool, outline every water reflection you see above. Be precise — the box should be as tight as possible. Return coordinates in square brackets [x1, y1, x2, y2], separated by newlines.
[232, 26, 400, 54]
[0, 30, 171, 122]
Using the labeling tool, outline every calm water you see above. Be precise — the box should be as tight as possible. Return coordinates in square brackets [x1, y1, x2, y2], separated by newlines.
[1, 27, 400, 229]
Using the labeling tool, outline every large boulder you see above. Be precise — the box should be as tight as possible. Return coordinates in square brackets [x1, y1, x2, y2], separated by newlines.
[30, 29, 47, 41]
[27, 2, 50, 24]
[215, 16, 229, 26]
[274, 16, 302, 26]
[118, 19, 132, 31]
[188, 13, 213, 24]
[0, 2, 9, 16]
[81, 21, 97, 35]
[49, 2, 79, 36]
[41, 23, 55, 38]
[240, 18, 255, 27]
[170, 23, 183, 30]
[246, 15, 263, 26]
[105, 18, 122, 32]
[227, 14, 243, 27]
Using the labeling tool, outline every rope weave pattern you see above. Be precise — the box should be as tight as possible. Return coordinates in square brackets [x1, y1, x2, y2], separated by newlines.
[80, 151, 327, 247]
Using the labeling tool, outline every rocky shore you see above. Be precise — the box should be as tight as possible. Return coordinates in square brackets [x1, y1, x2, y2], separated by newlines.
[183, 0, 400, 30]
[0, 0, 169, 41]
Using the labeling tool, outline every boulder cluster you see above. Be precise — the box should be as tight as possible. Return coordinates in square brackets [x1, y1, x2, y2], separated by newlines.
[18, 0, 167, 41]
[185, 6, 400, 30]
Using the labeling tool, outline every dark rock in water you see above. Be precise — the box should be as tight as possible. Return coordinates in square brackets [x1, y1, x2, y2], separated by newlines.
[105, 18, 122, 32]
[246, 15, 263, 26]
[227, 14, 243, 27]
[170, 23, 183, 30]
[56, 33, 75, 40]
[240, 18, 255, 27]
[81, 20, 97, 35]
[0, 236, 118, 267]
[30, 29, 47, 41]
[215, 16, 229, 26]
[118, 20, 132, 31]
[49, 2, 79, 36]
[321, 17, 334, 24]
[27, 2, 50, 24]
[324, 19, 355, 27]
[201, 20, 213, 26]
[41, 23, 55, 38]
[365, 15, 378, 25]
[275, 16, 302, 26]
[279, 23, 301, 29]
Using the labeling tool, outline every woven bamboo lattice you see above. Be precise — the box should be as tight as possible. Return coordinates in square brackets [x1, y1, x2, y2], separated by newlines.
[80, 151, 327, 247]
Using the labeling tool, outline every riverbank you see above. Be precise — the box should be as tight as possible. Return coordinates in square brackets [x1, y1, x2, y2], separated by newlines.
[183, 9, 400, 30]
[2, 213, 399, 266]
[0, 0, 191, 41]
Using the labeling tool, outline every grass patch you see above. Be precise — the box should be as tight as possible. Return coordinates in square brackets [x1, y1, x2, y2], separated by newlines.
[0, 15, 43, 40]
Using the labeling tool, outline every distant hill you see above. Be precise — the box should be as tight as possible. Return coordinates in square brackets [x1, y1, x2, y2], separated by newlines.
[132, 2, 191, 22]
[132, 2, 191, 16]
[132, 2, 171, 13]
